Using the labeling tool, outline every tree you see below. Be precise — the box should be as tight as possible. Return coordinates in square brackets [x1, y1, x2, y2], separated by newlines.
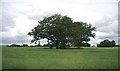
[111, 40, 116, 47]
[81, 43, 91, 47]
[97, 40, 116, 47]
[72, 22, 95, 48]
[28, 14, 95, 49]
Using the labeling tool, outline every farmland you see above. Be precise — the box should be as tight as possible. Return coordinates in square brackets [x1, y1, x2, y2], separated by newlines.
[2, 46, 118, 69]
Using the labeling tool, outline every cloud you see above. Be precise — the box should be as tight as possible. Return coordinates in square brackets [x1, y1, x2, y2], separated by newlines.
[1, 3, 16, 32]
[88, 15, 118, 45]
[96, 31, 117, 39]
[1, 11, 15, 32]
[1, 2, 32, 32]
[95, 16, 118, 33]
[1, 34, 31, 45]
[89, 31, 118, 45]
[1, 0, 119, 45]
[26, 10, 53, 21]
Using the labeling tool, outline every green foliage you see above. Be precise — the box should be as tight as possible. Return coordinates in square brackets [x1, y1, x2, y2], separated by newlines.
[2, 47, 118, 69]
[28, 14, 96, 49]
[97, 40, 116, 47]
[81, 43, 91, 47]
[7, 44, 30, 47]
[23, 44, 28, 47]
[72, 22, 95, 48]
[115, 45, 120, 47]
[8, 44, 21, 47]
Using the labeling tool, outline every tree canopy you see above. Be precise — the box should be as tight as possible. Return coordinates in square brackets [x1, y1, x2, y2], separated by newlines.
[28, 14, 96, 49]
[97, 40, 116, 47]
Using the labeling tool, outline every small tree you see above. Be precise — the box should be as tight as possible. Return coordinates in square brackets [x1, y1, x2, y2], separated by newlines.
[97, 40, 116, 47]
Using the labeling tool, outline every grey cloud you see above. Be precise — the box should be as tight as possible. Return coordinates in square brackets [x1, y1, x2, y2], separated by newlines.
[2, 34, 30, 45]
[27, 10, 55, 21]
[94, 16, 118, 34]
[95, 32, 118, 44]
[1, 3, 16, 32]
[98, 33, 117, 40]
[1, 2, 32, 32]
[27, 13, 45, 21]
[1, 11, 15, 32]
[1, 34, 48, 45]
[97, 21, 118, 34]
[94, 16, 116, 28]
[94, 16, 118, 44]
[118, 1, 120, 37]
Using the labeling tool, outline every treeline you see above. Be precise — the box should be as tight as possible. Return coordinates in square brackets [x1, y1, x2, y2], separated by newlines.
[7, 44, 42, 47]
[7, 42, 91, 47]
[7, 44, 29, 47]
[6, 40, 119, 48]
[6, 42, 119, 48]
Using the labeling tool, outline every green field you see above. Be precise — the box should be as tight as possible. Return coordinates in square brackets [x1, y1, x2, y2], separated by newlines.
[2, 47, 118, 69]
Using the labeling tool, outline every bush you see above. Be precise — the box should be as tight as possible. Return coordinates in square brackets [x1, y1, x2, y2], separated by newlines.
[29, 45, 41, 47]
[97, 40, 116, 47]
[22, 44, 29, 47]
[81, 43, 91, 47]
[115, 45, 120, 47]
[8, 44, 21, 47]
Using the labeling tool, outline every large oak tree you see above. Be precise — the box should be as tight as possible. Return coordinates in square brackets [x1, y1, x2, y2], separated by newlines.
[28, 14, 96, 49]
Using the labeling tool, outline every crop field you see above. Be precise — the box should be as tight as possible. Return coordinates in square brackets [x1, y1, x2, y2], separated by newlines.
[2, 46, 118, 69]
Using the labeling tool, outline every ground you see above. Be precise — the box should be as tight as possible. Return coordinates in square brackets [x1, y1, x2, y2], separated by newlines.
[2, 46, 118, 69]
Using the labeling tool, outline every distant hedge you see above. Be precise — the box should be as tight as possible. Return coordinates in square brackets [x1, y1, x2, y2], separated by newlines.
[8, 44, 22, 47]
[23, 44, 28, 47]
[8, 44, 29, 47]
[97, 40, 115, 47]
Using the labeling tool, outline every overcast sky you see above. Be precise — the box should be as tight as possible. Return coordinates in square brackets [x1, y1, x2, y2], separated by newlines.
[0, 0, 119, 46]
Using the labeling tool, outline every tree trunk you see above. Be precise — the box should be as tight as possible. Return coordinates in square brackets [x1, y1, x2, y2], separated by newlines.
[38, 40, 41, 46]
[77, 46, 81, 49]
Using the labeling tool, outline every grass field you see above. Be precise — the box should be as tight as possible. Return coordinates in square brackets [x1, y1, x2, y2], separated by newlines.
[2, 46, 118, 69]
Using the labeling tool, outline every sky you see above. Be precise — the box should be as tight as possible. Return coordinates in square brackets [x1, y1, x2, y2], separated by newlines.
[0, 0, 119, 46]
